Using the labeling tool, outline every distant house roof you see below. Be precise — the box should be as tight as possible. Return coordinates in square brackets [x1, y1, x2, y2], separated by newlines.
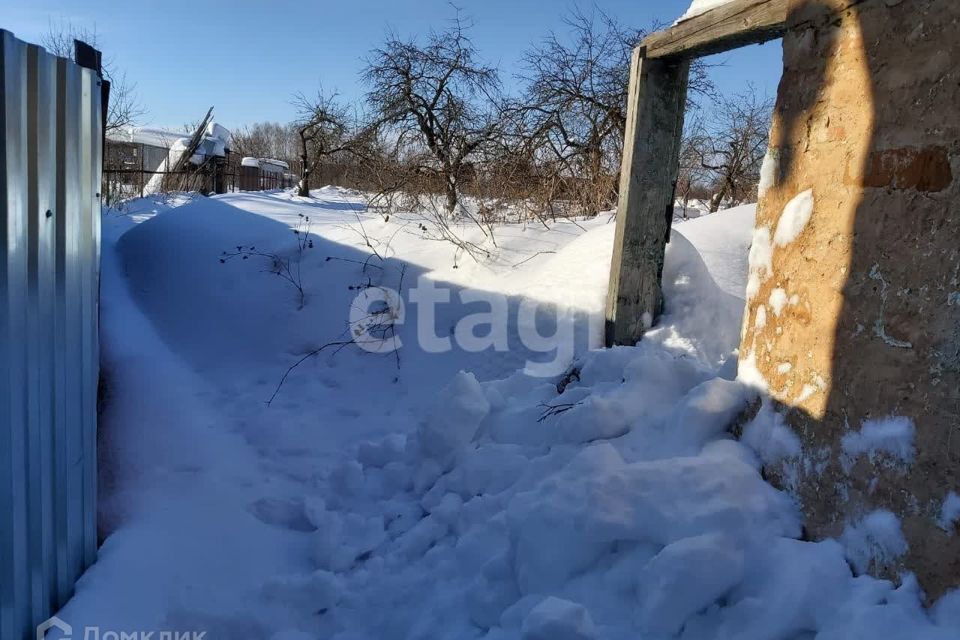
[259, 159, 290, 173]
[240, 158, 290, 172]
[107, 123, 233, 158]
[110, 123, 234, 167]
[106, 127, 185, 149]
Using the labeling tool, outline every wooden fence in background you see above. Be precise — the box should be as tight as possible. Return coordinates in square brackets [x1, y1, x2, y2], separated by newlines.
[102, 153, 298, 205]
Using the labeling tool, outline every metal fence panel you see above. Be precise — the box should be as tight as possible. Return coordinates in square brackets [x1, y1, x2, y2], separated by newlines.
[79, 64, 101, 572]
[26, 40, 58, 629]
[1, 29, 102, 640]
[1, 28, 31, 640]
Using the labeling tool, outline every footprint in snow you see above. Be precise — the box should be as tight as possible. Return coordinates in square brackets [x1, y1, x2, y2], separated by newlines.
[247, 497, 317, 532]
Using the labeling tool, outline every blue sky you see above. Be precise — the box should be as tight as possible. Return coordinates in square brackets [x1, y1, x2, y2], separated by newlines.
[4, 0, 782, 131]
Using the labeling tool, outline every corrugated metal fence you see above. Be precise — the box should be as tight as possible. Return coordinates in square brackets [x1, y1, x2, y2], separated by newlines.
[1, 30, 103, 639]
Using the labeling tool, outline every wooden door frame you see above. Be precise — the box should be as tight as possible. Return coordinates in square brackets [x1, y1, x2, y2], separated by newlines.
[605, 0, 788, 346]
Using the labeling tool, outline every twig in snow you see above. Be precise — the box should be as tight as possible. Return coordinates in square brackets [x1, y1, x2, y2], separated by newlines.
[537, 401, 583, 423]
[221, 215, 314, 309]
[512, 251, 557, 268]
[266, 262, 407, 405]
[325, 255, 385, 273]
[267, 340, 355, 406]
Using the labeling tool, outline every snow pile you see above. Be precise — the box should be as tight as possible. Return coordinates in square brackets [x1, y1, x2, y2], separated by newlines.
[103, 191, 196, 219]
[274, 347, 956, 639]
[60, 191, 960, 639]
[674, 199, 712, 220]
[521, 597, 596, 640]
[672, 203, 755, 299]
[840, 510, 909, 574]
[740, 400, 802, 466]
[288, 350, 803, 639]
[648, 231, 747, 365]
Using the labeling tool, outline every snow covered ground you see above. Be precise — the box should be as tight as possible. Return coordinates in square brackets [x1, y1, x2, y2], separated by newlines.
[54, 189, 959, 639]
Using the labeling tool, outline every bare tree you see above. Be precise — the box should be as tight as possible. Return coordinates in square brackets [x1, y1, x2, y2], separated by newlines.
[42, 20, 145, 133]
[675, 114, 714, 217]
[231, 122, 298, 162]
[518, 8, 716, 216]
[363, 16, 503, 217]
[292, 90, 357, 197]
[695, 86, 773, 212]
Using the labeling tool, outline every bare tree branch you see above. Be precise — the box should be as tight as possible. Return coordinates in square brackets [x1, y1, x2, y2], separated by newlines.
[42, 19, 146, 133]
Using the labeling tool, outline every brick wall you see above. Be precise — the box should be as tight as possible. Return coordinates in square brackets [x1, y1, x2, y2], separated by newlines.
[740, 0, 960, 599]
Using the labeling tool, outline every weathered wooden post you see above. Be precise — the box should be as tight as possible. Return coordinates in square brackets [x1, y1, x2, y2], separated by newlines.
[605, 0, 789, 348]
[605, 49, 689, 347]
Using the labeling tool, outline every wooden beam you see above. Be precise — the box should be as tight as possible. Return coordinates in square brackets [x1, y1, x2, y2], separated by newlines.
[605, 50, 689, 347]
[642, 0, 788, 60]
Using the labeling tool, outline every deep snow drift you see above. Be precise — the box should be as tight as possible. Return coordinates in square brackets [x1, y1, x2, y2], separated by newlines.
[55, 190, 959, 639]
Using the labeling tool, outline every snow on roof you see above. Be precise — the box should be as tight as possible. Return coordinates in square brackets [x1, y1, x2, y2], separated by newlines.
[240, 158, 289, 171]
[258, 159, 289, 173]
[169, 137, 193, 152]
[205, 122, 231, 144]
[676, 0, 736, 23]
[106, 127, 186, 148]
[197, 137, 227, 159]
[109, 122, 231, 155]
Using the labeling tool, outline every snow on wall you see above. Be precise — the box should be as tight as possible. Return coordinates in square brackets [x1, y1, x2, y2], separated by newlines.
[754, 304, 767, 329]
[840, 510, 909, 574]
[841, 416, 916, 471]
[757, 147, 779, 199]
[742, 401, 802, 465]
[939, 492, 960, 534]
[768, 287, 789, 316]
[774, 189, 815, 246]
[745, 226, 773, 300]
